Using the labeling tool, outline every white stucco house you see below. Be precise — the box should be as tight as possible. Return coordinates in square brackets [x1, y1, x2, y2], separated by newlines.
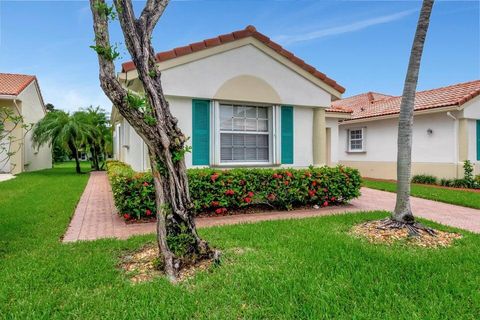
[111, 25, 350, 171]
[334, 80, 480, 179]
[0, 73, 52, 174]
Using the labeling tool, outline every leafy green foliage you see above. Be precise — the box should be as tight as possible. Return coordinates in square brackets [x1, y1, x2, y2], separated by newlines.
[411, 174, 437, 185]
[172, 144, 192, 163]
[125, 92, 157, 126]
[166, 224, 196, 257]
[93, 0, 116, 20]
[107, 160, 362, 220]
[90, 44, 120, 61]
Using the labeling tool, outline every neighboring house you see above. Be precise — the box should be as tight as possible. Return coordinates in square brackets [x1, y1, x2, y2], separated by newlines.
[0, 73, 52, 174]
[111, 25, 350, 171]
[334, 80, 480, 179]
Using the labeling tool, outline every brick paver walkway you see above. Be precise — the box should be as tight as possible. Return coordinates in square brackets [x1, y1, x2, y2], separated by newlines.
[63, 172, 480, 242]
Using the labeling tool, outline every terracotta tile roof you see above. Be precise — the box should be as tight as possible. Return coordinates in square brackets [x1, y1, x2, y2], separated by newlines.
[121, 25, 345, 94]
[0, 73, 36, 96]
[331, 80, 480, 120]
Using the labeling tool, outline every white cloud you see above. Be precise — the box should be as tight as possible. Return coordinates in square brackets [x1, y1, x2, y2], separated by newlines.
[40, 80, 112, 114]
[274, 9, 417, 45]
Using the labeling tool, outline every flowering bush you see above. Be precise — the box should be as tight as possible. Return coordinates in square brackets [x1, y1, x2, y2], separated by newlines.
[106, 160, 362, 221]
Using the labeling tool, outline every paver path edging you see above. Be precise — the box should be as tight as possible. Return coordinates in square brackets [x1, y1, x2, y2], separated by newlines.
[63, 172, 480, 242]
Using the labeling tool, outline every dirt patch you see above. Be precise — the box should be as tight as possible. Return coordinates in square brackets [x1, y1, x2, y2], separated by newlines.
[120, 243, 215, 283]
[351, 220, 462, 248]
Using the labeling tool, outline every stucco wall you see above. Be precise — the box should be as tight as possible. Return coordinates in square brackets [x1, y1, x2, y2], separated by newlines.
[338, 112, 468, 179]
[17, 82, 52, 172]
[0, 100, 22, 173]
[161, 44, 331, 108]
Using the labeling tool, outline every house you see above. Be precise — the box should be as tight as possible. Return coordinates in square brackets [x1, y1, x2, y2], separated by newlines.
[335, 80, 480, 179]
[0, 73, 52, 174]
[111, 25, 350, 171]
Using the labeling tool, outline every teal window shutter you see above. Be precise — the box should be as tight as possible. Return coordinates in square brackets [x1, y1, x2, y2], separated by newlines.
[192, 99, 210, 165]
[281, 106, 294, 164]
[477, 120, 480, 161]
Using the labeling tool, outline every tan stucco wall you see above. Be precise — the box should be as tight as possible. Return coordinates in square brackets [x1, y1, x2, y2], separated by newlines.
[339, 160, 477, 180]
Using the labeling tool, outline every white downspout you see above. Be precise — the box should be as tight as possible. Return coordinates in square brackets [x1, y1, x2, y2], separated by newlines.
[446, 112, 458, 177]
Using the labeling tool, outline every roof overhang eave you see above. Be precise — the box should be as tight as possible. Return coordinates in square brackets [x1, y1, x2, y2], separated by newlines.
[339, 105, 460, 125]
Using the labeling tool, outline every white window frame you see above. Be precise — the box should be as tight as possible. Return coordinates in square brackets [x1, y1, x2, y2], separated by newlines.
[211, 101, 281, 166]
[347, 127, 366, 153]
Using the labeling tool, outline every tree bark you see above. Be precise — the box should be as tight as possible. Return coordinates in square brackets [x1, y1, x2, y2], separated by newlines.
[69, 142, 81, 174]
[89, 0, 216, 281]
[393, 0, 434, 222]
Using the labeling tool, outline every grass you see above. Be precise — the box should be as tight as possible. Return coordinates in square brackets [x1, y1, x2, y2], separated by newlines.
[1, 164, 479, 319]
[363, 179, 480, 209]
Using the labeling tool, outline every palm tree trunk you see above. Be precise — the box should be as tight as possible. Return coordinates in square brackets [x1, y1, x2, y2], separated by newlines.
[69, 142, 81, 174]
[393, 0, 434, 222]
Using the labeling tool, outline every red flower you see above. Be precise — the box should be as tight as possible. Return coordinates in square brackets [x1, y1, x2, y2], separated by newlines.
[123, 213, 131, 220]
[267, 193, 276, 201]
[211, 201, 220, 207]
[143, 182, 149, 187]
[278, 174, 283, 179]
[215, 208, 223, 214]
[244, 197, 252, 203]
[211, 173, 219, 182]
[247, 191, 254, 197]
[323, 188, 328, 193]
[312, 181, 317, 187]
[330, 197, 336, 202]
[222, 208, 227, 213]
[308, 190, 316, 197]
[284, 180, 289, 186]
[272, 173, 279, 179]
[286, 171, 293, 178]
[225, 189, 235, 196]
[145, 209, 152, 216]
[323, 201, 329, 207]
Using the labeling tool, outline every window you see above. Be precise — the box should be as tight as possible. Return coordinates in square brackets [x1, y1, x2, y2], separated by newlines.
[219, 104, 270, 163]
[348, 128, 365, 152]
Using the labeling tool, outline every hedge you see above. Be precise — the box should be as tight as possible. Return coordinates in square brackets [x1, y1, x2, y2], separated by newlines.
[106, 160, 362, 220]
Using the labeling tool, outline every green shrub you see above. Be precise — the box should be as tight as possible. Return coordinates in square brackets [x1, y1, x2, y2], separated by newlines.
[411, 174, 437, 185]
[106, 161, 362, 220]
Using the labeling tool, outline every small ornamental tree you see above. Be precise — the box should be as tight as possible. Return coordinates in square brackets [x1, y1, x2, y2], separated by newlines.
[89, 0, 218, 281]
[0, 107, 32, 173]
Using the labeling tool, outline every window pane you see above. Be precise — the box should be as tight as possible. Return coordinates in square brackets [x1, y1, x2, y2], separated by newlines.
[257, 107, 268, 119]
[233, 106, 245, 117]
[221, 147, 232, 160]
[220, 133, 269, 162]
[220, 105, 233, 130]
[258, 119, 268, 132]
[245, 106, 257, 118]
[233, 118, 245, 131]
[245, 119, 257, 131]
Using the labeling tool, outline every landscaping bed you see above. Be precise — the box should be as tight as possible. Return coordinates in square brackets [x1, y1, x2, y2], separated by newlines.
[107, 160, 362, 221]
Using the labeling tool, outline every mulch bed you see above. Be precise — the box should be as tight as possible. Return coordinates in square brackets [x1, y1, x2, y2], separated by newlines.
[351, 220, 462, 248]
[119, 243, 214, 283]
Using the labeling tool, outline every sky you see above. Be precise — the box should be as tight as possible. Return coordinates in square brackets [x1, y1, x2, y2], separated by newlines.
[0, 0, 478, 113]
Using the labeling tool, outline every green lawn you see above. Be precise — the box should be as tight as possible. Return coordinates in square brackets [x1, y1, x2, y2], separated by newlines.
[363, 179, 480, 209]
[1, 165, 479, 319]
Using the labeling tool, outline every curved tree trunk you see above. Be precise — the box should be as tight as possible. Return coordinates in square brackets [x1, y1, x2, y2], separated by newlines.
[69, 142, 81, 174]
[89, 0, 217, 281]
[393, 0, 434, 222]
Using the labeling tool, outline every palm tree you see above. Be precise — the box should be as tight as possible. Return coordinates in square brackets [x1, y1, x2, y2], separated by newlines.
[82, 106, 112, 170]
[32, 111, 94, 173]
[386, 0, 435, 233]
